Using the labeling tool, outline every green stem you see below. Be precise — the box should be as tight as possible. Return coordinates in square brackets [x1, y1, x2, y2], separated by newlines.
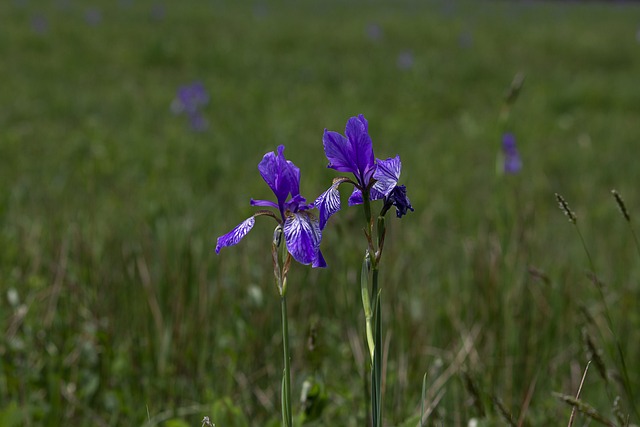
[371, 267, 382, 427]
[361, 255, 375, 362]
[281, 295, 292, 427]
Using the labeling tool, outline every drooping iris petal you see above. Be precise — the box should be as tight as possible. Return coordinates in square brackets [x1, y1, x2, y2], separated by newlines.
[348, 186, 386, 206]
[344, 114, 375, 185]
[382, 185, 414, 218]
[312, 249, 327, 268]
[215, 216, 256, 254]
[315, 180, 343, 229]
[323, 130, 354, 173]
[372, 155, 401, 197]
[283, 211, 322, 266]
[348, 188, 363, 206]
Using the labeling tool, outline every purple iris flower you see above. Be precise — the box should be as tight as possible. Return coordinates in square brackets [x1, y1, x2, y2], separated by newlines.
[85, 8, 102, 26]
[374, 156, 414, 218]
[216, 146, 326, 268]
[315, 115, 413, 228]
[31, 14, 49, 34]
[171, 82, 209, 131]
[502, 133, 522, 174]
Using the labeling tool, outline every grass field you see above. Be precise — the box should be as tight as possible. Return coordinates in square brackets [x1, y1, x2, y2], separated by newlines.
[1, 0, 640, 426]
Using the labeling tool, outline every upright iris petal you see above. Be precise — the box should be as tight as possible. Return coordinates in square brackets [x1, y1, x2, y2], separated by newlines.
[216, 146, 325, 268]
[344, 115, 375, 186]
[258, 145, 301, 217]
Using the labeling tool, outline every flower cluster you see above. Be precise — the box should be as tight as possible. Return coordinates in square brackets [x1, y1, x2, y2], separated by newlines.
[171, 81, 209, 131]
[216, 115, 413, 267]
[315, 114, 413, 229]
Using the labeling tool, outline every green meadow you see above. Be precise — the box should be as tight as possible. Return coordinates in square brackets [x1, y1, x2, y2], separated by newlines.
[1, 0, 640, 425]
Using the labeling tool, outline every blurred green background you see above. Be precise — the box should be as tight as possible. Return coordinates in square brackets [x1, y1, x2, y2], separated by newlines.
[1, 0, 640, 425]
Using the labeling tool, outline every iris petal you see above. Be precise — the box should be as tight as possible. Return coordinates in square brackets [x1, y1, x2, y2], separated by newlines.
[250, 199, 279, 209]
[313, 249, 327, 268]
[348, 186, 385, 206]
[283, 212, 322, 266]
[323, 130, 354, 174]
[215, 216, 256, 254]
[257, 151, 281, 199]
[373, 155, 401, 197]
[387, 185, 414, 218]
[257, 145, 303, 217]
[348, 188, 363, 206]
[315, 180, 342, 229]
[345, 115, 375, 185]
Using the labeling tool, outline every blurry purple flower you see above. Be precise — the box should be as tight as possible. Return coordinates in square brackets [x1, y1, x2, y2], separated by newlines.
[366, 23, 383, 41]
[188, 112, 208, 132]
[31, 14, 48, 34]
[151, 4, 165, 21]
[502, 133, 522, 174]
[315, 115, 412, 229]
[636, 26, 640, 44]
[85, 8, 102, 26]
[56, 0, 71, 10]
[172, 81, 209, 115]
[441, 0, 456, 17]
[253, 3, 268, 19]
[397, 50, 414, 70]
[172, 81, 209, 131]
[216, 146, 326, 268]
[458, 30, 473, 48]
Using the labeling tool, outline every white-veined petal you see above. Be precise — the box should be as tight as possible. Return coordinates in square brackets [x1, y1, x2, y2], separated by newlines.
[215, 216, 256, 253]
[283, 212, 322, 266]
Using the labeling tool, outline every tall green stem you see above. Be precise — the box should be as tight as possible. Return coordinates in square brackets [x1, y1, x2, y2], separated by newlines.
[360, 184, 384, 427]
[371, 267, 382, 427]
[281, 295, 292, 427]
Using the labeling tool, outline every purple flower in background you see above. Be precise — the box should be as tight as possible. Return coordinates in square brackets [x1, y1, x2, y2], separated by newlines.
[31, 14, 48, 34]
[172, 81, 209, 131]
[636, 26, 640, 44]
[253, 3, 269, 19]
[216, 146, 326, 268]
[397, 50, 414, 70]
[366, 23, 383, 41]
[85, 8, 102, 26]
[458, 30, 473, 48]
[151, 4, 165, 21]
[502, 133, 522, 174]
[315, 115, 413, 229]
